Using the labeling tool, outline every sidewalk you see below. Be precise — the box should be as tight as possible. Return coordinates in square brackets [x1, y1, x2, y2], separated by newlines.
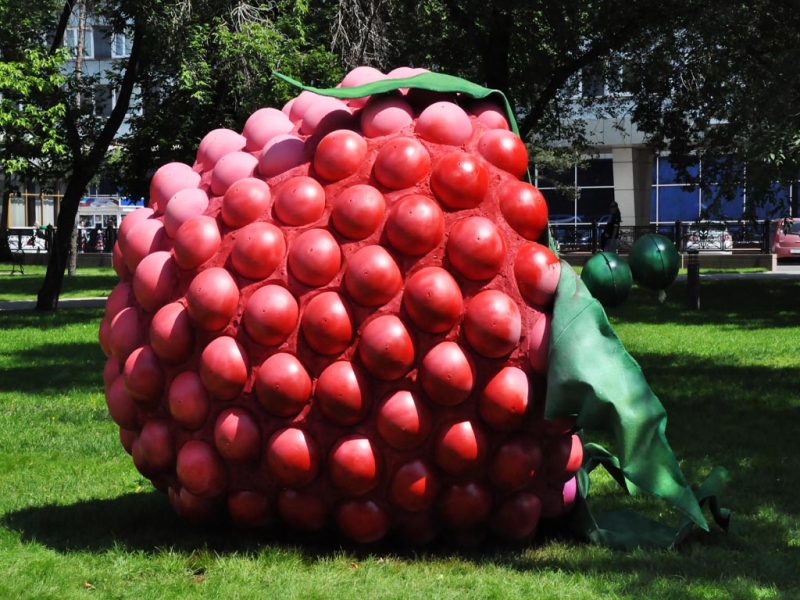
[0, 297, 107, 311]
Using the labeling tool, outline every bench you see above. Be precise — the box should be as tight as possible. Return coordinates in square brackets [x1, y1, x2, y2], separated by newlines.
[0, 244, 25, 275]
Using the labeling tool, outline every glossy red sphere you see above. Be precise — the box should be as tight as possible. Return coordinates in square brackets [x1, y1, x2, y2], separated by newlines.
[498, 181, 548, 241]
[185, 267, 240, 331]
[344, 245, 403, 306]
[266, 428, 320, 487]
[430, 152, 489, 209]
[221, 177, 271, 228]
[273, 176, 326, 226]
[198, 336, 249, 401]
[313, 129, 367, 181]
[514, 242, 561, 308]
[214, 407, 261, 462]
[300, 291, 353, 355]
[173, 215, 222, 271]
[477, 129, 529, 178]
[388, 459, 439, 512]
[446, 216, 506, 281]
[402, 267, 463, 333]
[463, 290, 522, 358]
[385, 194, 444, 256]
[287, 228, 342, 287]
[243, 285, 298, 346]
[376, 390, 431, 449]
[255, 353, 312, 417]
[358, 315, 415, 380]
[331, 184, 386, 240]
[418, 341, 475, 406]
[149, 302, 194, 364]
[329, 435, 381, 495]
[176, 440, 228, 498]
[168, 371, 210, 430]
[373, 137, 431, 189]
[230, 221, 286, 280]
[123, 346, 165, 403]
[434, 420, 486, 475]
[478, 366, 530, 431]
[315, 361, 371, 426]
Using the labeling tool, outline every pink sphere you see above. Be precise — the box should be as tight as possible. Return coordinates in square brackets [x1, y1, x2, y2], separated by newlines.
[210, 152, 258, 196]
[242, 108, 294, 152]
[164, 188, 209, 238]
[415, 102, 473, 146]
[258, 134, 306, 179]
[150, 162, 201, 215]
[196, 128, 247, 171]
[361, 96, 415, 138]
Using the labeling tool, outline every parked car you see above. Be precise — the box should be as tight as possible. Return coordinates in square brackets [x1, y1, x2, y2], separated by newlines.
[771, 218, 800, 260]
[685, 224, 733, 252]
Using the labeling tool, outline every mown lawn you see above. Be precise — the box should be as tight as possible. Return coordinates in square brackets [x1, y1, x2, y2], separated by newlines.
[0, 265, 118, 301]
[0, 275, 798, 599]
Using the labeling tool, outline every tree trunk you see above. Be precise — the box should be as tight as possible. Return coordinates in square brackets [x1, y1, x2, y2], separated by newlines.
[68, 216, 78, 275]
[36, 170, 92, 310]
[0, 188, 10, 250]
[35, 20, 144, 311]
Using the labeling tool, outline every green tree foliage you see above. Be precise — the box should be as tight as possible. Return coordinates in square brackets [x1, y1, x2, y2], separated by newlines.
[115, 0, 342, 200]
[0, 0, 339, 310]
[0, 0, 69, 248]
[623, 0, 800, 216]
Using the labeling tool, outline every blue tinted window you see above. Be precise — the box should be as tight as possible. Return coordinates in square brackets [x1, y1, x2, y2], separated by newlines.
[541, 188, 576, 217]
[652, 186, 699, 221]
[577, 188, 615, 221]
[655, 156, 700, 185]
[701, 186, 744, 219]
[753, 185, 791, 219]
[577, 158, 614, 187]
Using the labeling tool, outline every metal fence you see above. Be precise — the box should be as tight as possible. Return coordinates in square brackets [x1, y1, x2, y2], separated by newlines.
[551, 219, 773, 254]
[4, 219, 776, 257]
[4, 225, 119, 254]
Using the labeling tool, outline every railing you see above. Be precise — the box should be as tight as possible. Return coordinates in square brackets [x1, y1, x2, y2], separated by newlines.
[4, 226, 119, 254]
[550, 219, 773, 254]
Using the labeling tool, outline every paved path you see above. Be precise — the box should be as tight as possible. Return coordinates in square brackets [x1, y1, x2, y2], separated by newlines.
[0, 297, 107, 311]
[680, 263, 800, 281]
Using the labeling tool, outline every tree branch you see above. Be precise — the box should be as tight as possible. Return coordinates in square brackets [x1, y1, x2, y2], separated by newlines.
[49, 0, 77, 56]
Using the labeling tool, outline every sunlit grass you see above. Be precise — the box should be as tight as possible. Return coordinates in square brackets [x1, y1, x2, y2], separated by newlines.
[0, 265, 118, 301]
[0, 278, 799, 598]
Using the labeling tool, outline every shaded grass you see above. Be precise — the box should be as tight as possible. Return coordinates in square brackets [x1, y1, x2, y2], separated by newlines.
[0, 280, 798, 598]
[0, 265, 117, 301]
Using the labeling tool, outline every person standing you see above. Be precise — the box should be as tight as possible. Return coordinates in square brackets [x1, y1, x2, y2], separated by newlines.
[602, 202, 622, 253]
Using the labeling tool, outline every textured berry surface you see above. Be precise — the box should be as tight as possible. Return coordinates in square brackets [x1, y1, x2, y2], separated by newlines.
[101, 68, 578, 545]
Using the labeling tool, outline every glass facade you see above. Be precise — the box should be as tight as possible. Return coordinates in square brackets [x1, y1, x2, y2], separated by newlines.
[535, 156, 615, 222]
[650, 155, 793, 223]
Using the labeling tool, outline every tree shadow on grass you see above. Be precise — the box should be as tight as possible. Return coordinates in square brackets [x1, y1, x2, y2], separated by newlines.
[0, 341, 106, 394]
[606, 279, 800, 330]
[3, 489, 798, 599]
[0, 274, 116, 300]
[0, 307, 103, 330]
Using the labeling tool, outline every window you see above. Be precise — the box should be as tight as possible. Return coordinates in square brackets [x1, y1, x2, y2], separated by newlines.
[94, 85, 114, 118]
[535, 156, 615, 222]
[111, 33, 131, 58]
[581, 68, 605, 99]
[65, 27, 94, 59]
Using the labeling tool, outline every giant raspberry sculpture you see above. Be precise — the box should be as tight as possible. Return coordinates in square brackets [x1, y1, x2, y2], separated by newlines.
[99, 66, 582, 545]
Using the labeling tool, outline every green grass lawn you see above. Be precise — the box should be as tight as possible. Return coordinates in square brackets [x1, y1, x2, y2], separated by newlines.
[0, 276, 798, 599]
[0, 265, 118, 301]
